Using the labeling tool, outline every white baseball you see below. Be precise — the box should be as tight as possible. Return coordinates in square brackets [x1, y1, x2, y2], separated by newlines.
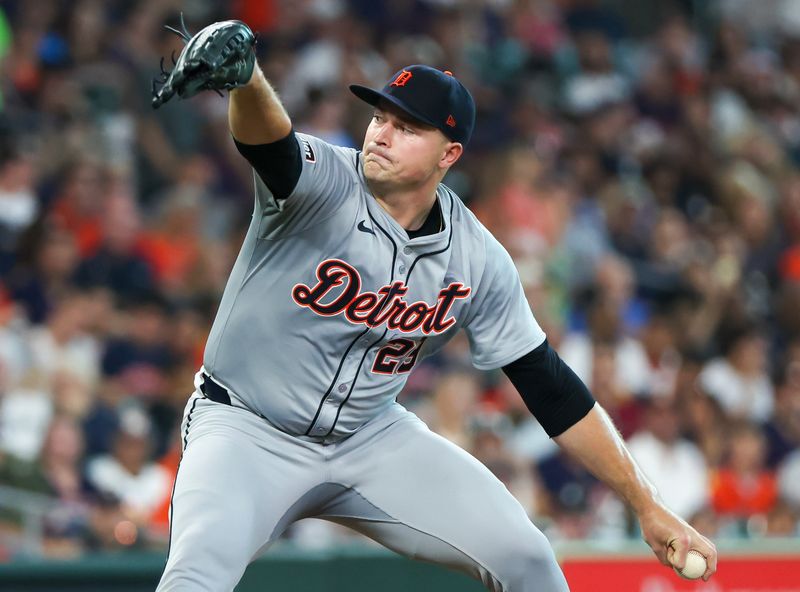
[673, 549, 707, 580]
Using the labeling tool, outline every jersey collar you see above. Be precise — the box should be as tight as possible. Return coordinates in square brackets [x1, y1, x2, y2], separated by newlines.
[357, 153, 453, 247]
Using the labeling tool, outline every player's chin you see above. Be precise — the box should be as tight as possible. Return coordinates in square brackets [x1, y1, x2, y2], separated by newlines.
[363, 163, 391, 182]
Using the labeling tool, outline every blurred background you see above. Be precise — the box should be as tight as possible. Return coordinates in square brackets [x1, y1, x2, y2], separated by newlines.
[0, 0, 799, 589]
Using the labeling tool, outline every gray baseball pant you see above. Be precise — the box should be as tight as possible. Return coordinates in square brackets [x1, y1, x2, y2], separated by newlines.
[156, 392, 569, 591]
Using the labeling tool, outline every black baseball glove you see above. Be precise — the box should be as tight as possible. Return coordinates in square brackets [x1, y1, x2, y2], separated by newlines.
[152, 15, 256, 109]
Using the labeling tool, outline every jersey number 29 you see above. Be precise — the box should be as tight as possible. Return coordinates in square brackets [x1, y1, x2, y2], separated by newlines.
[372, 338, 426, 375]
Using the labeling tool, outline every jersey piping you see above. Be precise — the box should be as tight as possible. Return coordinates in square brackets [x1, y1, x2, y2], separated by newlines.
[321, 191, 456, 437]
[304, 153, 397, 436]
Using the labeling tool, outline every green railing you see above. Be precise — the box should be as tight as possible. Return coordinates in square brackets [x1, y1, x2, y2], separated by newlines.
[1, 539, 799, 592]
[0, 545, 486, 592]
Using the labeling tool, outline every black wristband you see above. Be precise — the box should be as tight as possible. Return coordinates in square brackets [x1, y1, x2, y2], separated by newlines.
[502, 339, 596, 437]
[234, 130, 302, 201]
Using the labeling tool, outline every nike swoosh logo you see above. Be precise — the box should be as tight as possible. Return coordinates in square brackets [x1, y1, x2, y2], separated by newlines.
[357, 220, 375, 235]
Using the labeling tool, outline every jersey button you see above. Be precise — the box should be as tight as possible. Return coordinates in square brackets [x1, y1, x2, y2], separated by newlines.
[313, 426, 326, 434]
[338, 384, 348, 393]
[403, 247, 412, 255]
[398, 264, 406, 274]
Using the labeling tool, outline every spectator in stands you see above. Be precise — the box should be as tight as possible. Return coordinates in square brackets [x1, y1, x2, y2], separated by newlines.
[711, 421, 778, 522]
[495, 373, 559, 464]
[627, 398, 710, 519]
[27, 291, 100, 387]
[0, 340, 50, 461]
[562, 290, 649, 385]
[85, 406, 171, 531]
[560, 296, 649, 437]
[779, 175, 800, 283]
[638, 310, 682, 399]
[699, 323, 774, 423]
[680, 388, 729, 470]
[536, 448, 606, 539]
[6, 227, 81, 325]
[0, 414, 94, 552]
[50, 369, 93, 421]
[140, 190, 205, 298]
[73, 187, 155, 303]
[764, 501, 798, 537]
[777, 448, 800, 510]
[561, 26, 630, 116]
[423, 370, 482, 452]
[469, 415, 539, 519]
[48, 161, 108, 258]
[101, 293, 174, 400]
[0, 140, 37, 276]
[36, 414, 94, 553]
[764, 369, 800, 468]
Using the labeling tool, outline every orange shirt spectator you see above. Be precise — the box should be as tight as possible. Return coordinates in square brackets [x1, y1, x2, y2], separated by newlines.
[51, 198, 102, 257]
[139, 194, 203, 294]
[710, 422, 778, 517]
[710, 468, 778, 516]
[139, 233, 201, 287]
[780, 245, 800, 281]
[48, 162, 107, 257]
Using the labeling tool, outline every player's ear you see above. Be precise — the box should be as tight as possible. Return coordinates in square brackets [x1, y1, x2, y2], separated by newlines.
[439, 141, 463, 170]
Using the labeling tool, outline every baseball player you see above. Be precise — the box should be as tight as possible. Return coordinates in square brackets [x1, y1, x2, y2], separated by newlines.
[151, 20, 717, 591]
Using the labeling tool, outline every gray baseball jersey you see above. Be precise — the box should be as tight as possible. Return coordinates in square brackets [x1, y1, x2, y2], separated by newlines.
[158, 132, 570, 592]
[202, 132, 546, 441]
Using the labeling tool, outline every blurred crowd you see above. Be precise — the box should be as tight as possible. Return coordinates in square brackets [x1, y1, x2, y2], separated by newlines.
[1, 0, 799, 559]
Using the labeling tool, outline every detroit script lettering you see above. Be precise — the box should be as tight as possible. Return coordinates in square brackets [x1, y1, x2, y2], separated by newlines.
[292, 259, 470, 334]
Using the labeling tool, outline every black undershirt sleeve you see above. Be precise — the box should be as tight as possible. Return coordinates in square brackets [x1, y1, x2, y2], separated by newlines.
[501, 339, 596, 438]
[233, 130, 302, 201]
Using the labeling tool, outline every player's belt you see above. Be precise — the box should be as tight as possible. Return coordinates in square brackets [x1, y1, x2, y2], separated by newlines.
[198, 370, 337, 444]
[200, 372, 232, 406]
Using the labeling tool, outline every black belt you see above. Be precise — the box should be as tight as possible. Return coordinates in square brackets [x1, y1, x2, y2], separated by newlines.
[200, 372, 232, 406]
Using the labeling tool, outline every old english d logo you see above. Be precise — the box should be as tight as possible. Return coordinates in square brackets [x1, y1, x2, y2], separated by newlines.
[390, 70, 413, 87]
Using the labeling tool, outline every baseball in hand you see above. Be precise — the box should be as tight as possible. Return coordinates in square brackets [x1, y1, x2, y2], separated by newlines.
[673, 549, 707, 580]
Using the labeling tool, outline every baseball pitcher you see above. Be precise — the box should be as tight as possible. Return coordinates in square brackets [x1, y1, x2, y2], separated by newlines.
[151, 19, 717, 591]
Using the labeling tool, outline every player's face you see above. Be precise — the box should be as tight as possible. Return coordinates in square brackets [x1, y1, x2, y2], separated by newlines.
[362, 103, 461, 190]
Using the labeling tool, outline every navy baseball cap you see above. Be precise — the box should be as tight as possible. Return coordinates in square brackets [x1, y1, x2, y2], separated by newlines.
[349, 65, 476, 146]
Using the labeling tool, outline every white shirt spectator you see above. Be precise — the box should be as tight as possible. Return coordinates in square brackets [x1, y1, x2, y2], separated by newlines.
[86, 455, 170, 517]
[0, 188, 38, 232]
[559, 332, 651, 396]
[280, 39, 388, 115]
[627, 431, 709, 519]
[698, 358, 774, 422]
[777, 449, 800, 507]
[27, 326, 100, 387]
[506, 416, 559, 463]
[564, 73, 630, 115]
[86, 406, 171, 518]
[0, 313, 34, 388]
[0, 387, 53, 461]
